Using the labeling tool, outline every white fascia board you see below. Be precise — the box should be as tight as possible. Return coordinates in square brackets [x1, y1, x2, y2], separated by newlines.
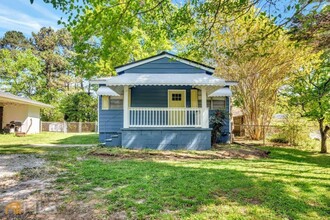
[225, 81, 238, 86]
[90, 78, 110, 85]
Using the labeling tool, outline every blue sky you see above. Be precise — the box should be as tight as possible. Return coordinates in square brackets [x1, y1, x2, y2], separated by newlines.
[0, 0, 65, 37]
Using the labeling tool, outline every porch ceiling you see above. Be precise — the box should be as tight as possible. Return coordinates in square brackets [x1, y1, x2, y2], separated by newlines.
[104, 73, 226, 87]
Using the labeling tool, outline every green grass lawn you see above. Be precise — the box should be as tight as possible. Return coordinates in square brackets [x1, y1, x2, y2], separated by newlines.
[0, 132, 99, 146]
[1, 144, 329, 219]
[55, 147, 329, 219]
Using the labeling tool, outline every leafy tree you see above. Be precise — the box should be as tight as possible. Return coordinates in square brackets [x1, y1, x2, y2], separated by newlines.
[60, 92, 97, 122]
[30, 27, 82, 120]
[0, 31, 31, 50]
[290, 4, 329, 52]
[0, 28, 84, 121]
[284, 52, 329, 153]
[201, 8, 312, 140]
[54, 0, 175, 78]
[31, 27, 72, 92]
[34, 0, 325, 70]
[0, 49, 42, 96]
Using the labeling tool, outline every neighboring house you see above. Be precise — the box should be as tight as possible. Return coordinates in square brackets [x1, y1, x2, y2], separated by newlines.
[0, 92, 52, 134]
[91, 52, 237, 150]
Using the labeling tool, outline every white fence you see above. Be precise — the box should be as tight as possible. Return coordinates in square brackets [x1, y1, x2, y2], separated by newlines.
[129, 107, 202, 127]
[41, 121, 97, 133]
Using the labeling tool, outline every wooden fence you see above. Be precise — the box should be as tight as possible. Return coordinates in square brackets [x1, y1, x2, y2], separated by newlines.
[41, 121, 97, 133]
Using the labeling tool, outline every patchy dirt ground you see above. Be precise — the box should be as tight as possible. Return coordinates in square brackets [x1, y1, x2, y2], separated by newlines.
[89, 144, 270, 160]
[0, 154, 45, 179]
[0, 154, 59, 219]
[0, 153, 107, 220]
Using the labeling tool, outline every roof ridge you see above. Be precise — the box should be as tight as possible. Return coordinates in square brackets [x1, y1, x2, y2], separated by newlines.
[114, 51, 215, 73]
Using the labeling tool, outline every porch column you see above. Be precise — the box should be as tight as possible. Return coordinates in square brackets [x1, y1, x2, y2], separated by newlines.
[201, 87, 209, 128]
[123, 86, 129, 128]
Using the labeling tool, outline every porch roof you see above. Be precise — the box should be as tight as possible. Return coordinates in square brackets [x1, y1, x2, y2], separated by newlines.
[96, 86, 120, 96]
[0, 91, 53, 108]
[103, 73, 225, 87]
[209, 87, 233, 97]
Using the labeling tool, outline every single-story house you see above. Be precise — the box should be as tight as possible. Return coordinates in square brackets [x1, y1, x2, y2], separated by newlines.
[0, 92, 52, 134]
[91, 52, 237, 150]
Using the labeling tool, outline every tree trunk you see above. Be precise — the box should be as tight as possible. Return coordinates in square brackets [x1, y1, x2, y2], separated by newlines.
[319, 119, 328, 153]
[87, 82, 91, 95]
[321, 133, 327, 153]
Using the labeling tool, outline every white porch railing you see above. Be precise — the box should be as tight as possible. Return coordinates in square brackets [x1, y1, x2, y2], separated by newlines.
[129, 107, 203, 127]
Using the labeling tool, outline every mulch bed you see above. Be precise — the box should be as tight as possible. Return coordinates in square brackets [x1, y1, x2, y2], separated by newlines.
[89, 145, 270, 161]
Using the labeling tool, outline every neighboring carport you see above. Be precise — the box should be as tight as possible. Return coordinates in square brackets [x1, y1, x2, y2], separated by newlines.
[0, 92, 52, 134]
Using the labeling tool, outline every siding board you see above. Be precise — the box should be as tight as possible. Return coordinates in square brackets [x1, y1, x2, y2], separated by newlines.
[125, 58, 205, 74]
[131, 86, 192, 107]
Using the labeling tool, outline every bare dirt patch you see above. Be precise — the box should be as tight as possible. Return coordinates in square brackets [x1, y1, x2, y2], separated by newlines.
[89, 145, 269, 161]
[0, 153, 107, 219]
[0, 154, 44, 179]
[0, 154, 61, 219]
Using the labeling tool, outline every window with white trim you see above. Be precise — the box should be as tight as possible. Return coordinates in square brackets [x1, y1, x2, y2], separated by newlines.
[102, 96, 124, 110]
[109, 98, 123, 109]
[198, 98, 225, 110]
[212, 99, 226, 110]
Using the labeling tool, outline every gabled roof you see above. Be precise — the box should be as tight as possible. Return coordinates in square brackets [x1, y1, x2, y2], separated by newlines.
[0, 91, 53, 108]
[114, 51, 215, 73]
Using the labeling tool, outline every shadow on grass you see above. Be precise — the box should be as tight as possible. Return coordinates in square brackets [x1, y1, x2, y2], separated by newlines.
[60, 157, 330, 219]
[50, 133, 99, 145]
[0, 145, 50, 154]
[262, 147, 330, 168]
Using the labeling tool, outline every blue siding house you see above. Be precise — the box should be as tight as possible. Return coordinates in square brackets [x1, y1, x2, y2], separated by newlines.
[91, 52, 236, 150]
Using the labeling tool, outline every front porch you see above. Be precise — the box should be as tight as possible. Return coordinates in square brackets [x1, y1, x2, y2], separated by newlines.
[123, 85, 211, 129]
[98, 84, 231, 150]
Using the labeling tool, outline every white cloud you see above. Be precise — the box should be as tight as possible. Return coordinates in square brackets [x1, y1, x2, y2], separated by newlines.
[0, 1, 61, 35]
[0, 15, 42, 33]
[18, 0, 61, 21]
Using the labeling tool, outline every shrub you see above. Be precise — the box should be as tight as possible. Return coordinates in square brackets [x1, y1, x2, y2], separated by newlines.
[269, 135, 289, 144]
[210, 110, 227, 145]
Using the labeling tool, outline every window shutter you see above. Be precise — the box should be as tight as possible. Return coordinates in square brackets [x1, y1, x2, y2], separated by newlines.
[191, 89, 198, 107]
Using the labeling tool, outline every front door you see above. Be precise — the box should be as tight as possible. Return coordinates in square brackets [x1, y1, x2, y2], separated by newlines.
[168, 90, 186, 125]
[0, 106, 3, 130]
